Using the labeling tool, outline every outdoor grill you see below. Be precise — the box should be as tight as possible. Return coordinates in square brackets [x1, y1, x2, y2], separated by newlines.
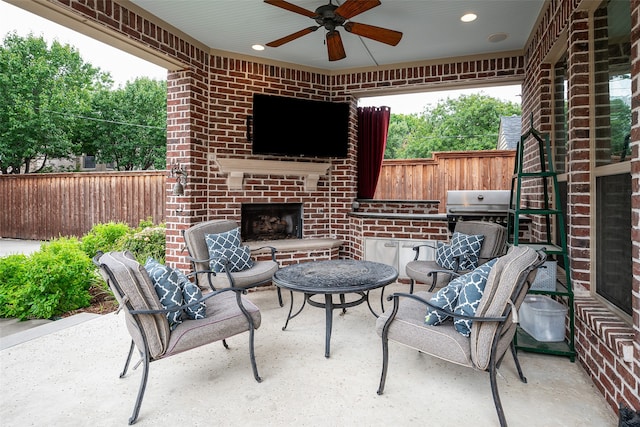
[446, 190, 511, 232]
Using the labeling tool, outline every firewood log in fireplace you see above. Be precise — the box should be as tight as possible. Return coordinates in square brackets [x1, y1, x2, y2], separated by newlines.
[251, 215, 287, 237]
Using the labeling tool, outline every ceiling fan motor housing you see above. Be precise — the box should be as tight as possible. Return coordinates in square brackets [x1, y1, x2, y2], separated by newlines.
[314, 4, 346, 30]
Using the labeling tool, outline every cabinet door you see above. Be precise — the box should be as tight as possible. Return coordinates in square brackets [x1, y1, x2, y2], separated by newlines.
[364, 238, 399, 270]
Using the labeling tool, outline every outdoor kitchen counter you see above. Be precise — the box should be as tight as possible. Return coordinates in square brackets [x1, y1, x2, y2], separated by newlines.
[348, 212, 447, 220]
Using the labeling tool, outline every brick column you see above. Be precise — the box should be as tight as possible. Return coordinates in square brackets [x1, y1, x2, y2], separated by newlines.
[566, 8, 591, 290]
[165, 67, 210, 270]
[629, 0, 640, 380]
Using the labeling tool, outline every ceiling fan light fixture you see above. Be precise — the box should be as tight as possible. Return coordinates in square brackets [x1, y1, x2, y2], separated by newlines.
[252, 44, 265, 51]
[460, 13, 477, 23]
[488, 32, 508, 43]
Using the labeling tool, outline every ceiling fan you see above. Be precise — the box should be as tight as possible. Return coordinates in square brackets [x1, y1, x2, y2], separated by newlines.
[264, 0, 403, 61]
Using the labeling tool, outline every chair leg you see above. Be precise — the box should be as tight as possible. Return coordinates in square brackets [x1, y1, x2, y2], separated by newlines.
[510, 341, 527, 383]
[409, 278, 415, 294]
[222, 339, 229, 349]
[235, 292, 262, 383]
[489, 358, 508, 427]
[377, 334, 389, 395]
[128, 349, 150, 425]
[377, 299, 399, 395]
[120, 340, 136, 378]
[427, 273, 438, 292]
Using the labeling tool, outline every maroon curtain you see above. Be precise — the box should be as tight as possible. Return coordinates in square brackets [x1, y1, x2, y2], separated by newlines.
[357, 106, 391, 199]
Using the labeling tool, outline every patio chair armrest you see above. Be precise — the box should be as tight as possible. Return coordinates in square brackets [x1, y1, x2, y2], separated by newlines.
[427, 269, 460, 279]
[412, 243, 438, 260]
[385, 292, 507, 323]
[185, 254, 215, 264]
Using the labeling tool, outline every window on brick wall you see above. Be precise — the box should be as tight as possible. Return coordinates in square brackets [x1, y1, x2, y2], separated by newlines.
[594, 0, 632, 317]
[552, 55, 567, 175]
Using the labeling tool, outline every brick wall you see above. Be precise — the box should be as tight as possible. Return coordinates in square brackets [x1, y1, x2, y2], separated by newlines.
[521, 0, 640, 416]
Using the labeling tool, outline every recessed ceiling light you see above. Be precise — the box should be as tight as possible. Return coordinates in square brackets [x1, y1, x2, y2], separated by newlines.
[488, 32, 508, 43]
[461, 13, 477, 23]
[252, 44, 265, 51]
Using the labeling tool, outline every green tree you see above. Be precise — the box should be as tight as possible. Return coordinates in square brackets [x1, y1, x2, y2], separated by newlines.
[385, 113, 428, 159]
[78, 78, 167, 170]
[388, 94, 521, 159]
[609, 97, 631, 158]
[0, 33, 109, 173]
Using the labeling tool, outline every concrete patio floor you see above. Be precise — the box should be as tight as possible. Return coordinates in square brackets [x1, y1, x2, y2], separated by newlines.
[0, 284, 617, 426]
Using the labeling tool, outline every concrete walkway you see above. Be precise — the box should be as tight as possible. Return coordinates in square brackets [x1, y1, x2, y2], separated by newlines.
[0, 238, 43, 257]
[0, 285, 617, 426]
[0, 238, 52, 338]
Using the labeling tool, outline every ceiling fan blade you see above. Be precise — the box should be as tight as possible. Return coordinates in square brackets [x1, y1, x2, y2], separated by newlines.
[326, 31, 346, 61]
[266, 26, 319, 47]
[343, 21, 402, 46]
[335, 0, 381, 19]
[264, 0, 317, 18]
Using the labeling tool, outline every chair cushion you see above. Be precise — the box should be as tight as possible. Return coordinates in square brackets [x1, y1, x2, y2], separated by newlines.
[455, 221, 506, 265]
[164, 290, 261, 357]
[205, 228, 254, 273]
[210, 259, 279, 289]
[451, 231, 484, 270]
[470, 246, 539, 371]
[405, 259, 455, 289]
[424, 276, 465, 325]
[453, 258, 498, 336]
[98, 251, 170, 359]
[144, 258, 184, 330]
[376, 291, 473, 368]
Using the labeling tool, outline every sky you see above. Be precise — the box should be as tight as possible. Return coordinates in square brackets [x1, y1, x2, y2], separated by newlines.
[0, 0, 521, 114]
[359, 85, 522, 115]
[0, 0, 167, 86]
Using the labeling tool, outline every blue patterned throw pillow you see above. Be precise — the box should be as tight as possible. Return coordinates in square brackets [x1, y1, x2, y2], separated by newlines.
[172, 267, 206, 320]
[211, 245, 254, 273]
[182, 280, 206, 320]
[453, 258, 498, 336]
[451, 231, 485, 270]
[205, 228, 254, 273]
[144, 258, 184, 330]
[424, 276, 466, 325]
[435, 242, 468, 270]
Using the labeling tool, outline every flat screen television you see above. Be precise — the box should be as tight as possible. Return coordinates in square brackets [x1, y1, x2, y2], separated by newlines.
[251, 94, 350, 158]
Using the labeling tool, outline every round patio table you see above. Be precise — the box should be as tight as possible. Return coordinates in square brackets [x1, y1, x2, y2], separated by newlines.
[272, 259, 398, 358]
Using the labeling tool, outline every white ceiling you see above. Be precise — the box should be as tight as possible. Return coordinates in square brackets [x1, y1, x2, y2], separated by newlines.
[129, 0, 546, 71]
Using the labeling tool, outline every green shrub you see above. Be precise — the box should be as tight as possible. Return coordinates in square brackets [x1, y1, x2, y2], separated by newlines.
[120, 225, 166, 264]
[81, 222, 131, 258]
[0, 254, 30, 318]
[135, 217, 157, 231]
[20, 237, 94, 319]
[0, 221, 166, 320]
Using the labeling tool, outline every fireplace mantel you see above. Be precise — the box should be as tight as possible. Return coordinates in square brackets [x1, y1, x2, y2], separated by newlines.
[216, 158, 331, 191]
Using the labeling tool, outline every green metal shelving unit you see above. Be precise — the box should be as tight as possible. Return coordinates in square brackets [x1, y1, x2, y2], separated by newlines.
[507, 122, 576, 361]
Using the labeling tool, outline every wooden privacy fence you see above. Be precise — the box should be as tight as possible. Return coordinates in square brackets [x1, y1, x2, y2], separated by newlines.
[373, 150, 516, 212]
[0, 171, 166, 240]
[0, 151, 514, 240]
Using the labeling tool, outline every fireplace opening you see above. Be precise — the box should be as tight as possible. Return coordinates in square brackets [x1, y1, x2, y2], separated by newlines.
[241, 203, 303, 241]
